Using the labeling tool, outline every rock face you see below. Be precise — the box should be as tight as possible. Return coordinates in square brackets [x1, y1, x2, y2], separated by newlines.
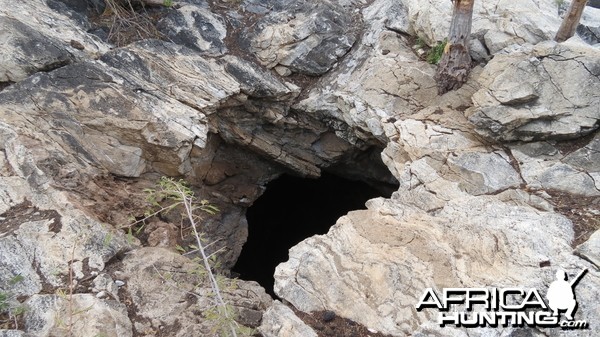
[118, 247, 272, 336]
[401, 0, 563, 56]
[258, 301, 318, 337]
[1, 0, 600, 336]
[272, 0, 600, 336]
[510, 137, 600, 196]
[23, 294, 132, 337]
[469, 41, 600, 142]
[246, 0, 359, 76]
[157, 4, 227, 56]
[0, 0, 108, 83]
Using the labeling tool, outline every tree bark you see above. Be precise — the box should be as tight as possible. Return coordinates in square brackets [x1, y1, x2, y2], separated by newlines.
[555, 0, 588, 42]
[435, 0, 475, 95]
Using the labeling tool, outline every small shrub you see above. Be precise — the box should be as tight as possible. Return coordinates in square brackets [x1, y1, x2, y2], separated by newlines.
[0, 275, 27, 329]
[415, 36, 426, 49]
[427, 39, 447, 65]
[136, 177, 252, 337]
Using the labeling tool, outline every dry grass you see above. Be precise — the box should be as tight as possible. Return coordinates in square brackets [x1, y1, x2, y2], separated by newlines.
[544, 190, 600, 247]
[93, 0, 166, 47]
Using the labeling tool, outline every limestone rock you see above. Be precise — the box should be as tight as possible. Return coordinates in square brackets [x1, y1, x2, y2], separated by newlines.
[578, 5, 600, 45]
[0, 123, 132, 301]
[0, 331, 32, 337]
[23, 294, 132, 337]
[0, 17, 74, 82]
[576, 230, 600, 268]
[381, 117, 522, 197]
[0, 0, 108, 82]
[259, 301, 318, 337]
[295, 0, 476, 147]
[470, 41, 600, 142]
[99, 40, 241, 114]
[0, 60, 207, 178]
[118, 247, 271, 336]
[402, 0, 562, 55]
[157, 4, 227, 55]
[509, 131, 600, 196]
[446, 151, 522, 195]
[274, 193, 599, 336]
[564, 133, 600, 173]
[248, 0, 357, 75]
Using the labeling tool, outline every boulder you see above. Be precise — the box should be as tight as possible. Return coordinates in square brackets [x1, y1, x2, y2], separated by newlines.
[22, 294, 132, 337]
[295, 0, 478, 147]
[0, 17, 74, 82]
[0, 123, 132, 299]
[118, 247, 271, 336]
[0, 59, 209, 178]
[469, 41, 600, 142]
[274, 193, 599, 336]
[258, 301, 318, 337]
[575, 230, 600, 268]
[577, 5, 600, 45]
[510, 135, 600, 196]
[402, 0, 562, 56]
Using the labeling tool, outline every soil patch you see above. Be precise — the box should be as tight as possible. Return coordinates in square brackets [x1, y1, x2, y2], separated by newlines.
[544, 189, 600, 247]
[294, 308, 395, 337]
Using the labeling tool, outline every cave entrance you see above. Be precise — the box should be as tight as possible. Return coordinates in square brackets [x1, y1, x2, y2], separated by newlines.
[232, 172, 395, 297]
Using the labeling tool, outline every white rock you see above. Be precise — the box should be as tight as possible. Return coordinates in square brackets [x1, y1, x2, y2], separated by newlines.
[258, 301, 318, 337]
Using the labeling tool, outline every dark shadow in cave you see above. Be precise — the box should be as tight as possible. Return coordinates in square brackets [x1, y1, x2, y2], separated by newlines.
[232, 172, 395, 297]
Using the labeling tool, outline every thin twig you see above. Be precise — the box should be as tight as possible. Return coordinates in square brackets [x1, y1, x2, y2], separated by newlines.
[173, 183, 238, 337]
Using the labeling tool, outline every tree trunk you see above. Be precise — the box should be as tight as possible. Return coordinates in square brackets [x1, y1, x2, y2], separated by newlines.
[435, 0, 475, 95]
[555, 0, 588, 42]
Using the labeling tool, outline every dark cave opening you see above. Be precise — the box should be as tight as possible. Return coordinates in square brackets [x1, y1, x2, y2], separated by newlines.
[232, 172, 395, 297]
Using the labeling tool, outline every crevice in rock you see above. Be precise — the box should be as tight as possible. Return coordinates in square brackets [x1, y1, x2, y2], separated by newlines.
[0, 81, 14, 92]
[231, 169, 396, 297]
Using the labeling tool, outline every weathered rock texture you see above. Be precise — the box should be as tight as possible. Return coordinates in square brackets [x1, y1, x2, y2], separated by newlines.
[470, 41, 600, 142]
[1, 0, 600, 336]
[246, 0, 359, 76]
[258, 301, 318, 337]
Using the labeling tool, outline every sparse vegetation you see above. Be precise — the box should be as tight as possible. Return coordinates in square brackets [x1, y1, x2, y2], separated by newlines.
[96, 0, 167, 47]
[415, 36, 426, 49]
[427, 39, 447, 65]
[0, 275, 27, 329]
[133, 177, 252, 336]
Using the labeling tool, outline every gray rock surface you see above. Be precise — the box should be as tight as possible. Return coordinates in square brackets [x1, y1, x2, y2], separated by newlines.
[1, 0, 600, 336]
[576, 230, 600, 268]
[511, 140, 600, 196]
[0, 0, 108, 83]
[157, 4, 227, 55]
[258, 301, 318, 337]
[119, 247, 271, 336]
[469, 41, 600, 142]
[272, 1, 600, 336]
[578, 5, 600, 45]
[23, 294, 132, 337]
[274, 194, 599, 336]
[0, 17, 74, 82]
[0, 59, 208, 178]
[0, 124, 132, 300]
[402, 0, 562, 55]
[248, 0, 358, 75]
